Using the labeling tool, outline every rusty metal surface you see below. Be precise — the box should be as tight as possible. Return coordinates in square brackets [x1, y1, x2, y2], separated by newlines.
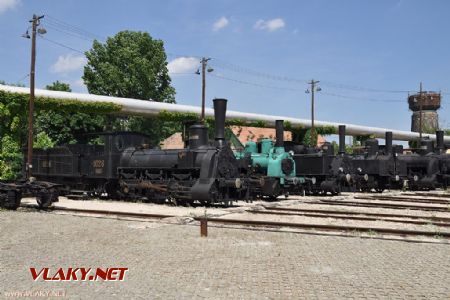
[312, 199, 450, 212]
[354, 195, 450, 205]
[194, 216, 450, 238]
[248, 209, 450, 227]
[262, 206, 450, 222]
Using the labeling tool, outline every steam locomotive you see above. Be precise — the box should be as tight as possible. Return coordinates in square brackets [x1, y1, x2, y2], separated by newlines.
[26, 98, 248, 206]
[2, 94, 449, 210]
[234, 120, 306, 199]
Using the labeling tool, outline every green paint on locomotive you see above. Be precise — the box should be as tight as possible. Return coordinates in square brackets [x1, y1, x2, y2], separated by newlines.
[235, 138, 304, 185]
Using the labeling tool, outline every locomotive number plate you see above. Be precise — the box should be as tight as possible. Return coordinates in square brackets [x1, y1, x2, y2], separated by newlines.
[92, 159, 105, 168]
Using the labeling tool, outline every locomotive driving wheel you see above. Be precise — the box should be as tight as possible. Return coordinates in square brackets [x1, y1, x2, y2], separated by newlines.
[1, 190, 22, 210]
[36, 188, 56, 209]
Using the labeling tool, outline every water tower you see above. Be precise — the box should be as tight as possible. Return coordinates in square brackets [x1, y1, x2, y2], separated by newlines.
[408, 83, 441, 135]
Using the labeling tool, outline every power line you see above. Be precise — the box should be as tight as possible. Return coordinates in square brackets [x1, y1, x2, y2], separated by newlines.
[321, 91, 404, 103]
[38, 35, 85, 54]
[45, 15, 105, 41]
[211, 59, 308, 83]
[43, 22, 95, 42]
[16, 73, 29, 84]
[320, 81, 411, 94]
[36, 17, 439, 99]
[209, 73, 302, 91]
[211, 59, 412, 94]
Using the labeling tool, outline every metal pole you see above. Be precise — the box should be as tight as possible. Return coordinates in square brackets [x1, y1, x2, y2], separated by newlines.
[26, 14, 43, 179]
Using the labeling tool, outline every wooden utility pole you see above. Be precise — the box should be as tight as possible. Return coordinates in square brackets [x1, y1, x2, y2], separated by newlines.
[307, 79, 320, 147]
[26, 14, 44, 179]
[418, 82, 423, 140]
[200, 57, 211, 122]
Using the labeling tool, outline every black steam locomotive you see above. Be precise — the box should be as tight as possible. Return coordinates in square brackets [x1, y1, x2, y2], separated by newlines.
[117, 99, 247, 206]
[347, 130, 449, 192]
[27, 99, 247, 206]
[2, 93, 449, 210]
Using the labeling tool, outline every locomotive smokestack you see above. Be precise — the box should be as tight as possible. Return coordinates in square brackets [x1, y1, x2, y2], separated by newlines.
[275, 120, 284, 147]
[338, 125, 346, 155]
[385, 131, 393, 155]
[436, 130, 444, 152]
[213, 98, 227, 148]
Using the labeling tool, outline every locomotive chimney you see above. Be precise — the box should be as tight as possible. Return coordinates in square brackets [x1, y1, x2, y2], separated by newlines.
[213, 98, 227, 148]
[436, 130, 444, 152]
[385, 131, 393, 155]
[275, 120, 284, 147]
[338, 125, 346, 155]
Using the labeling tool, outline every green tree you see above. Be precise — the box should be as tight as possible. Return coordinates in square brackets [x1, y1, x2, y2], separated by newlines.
[46, 80, 71, 92]
[83, 30, 175, 102]
[82, 31, 178, 146]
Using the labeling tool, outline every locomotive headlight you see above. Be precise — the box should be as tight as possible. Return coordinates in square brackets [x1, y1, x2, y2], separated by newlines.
[364, 174, 369, 181]
[413, 175, 419, 182]
[235, 178, 242, 189]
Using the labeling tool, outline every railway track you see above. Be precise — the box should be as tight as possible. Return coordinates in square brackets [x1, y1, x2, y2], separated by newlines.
[261, 206, 450, 223]
[309, 199, 450, 212]
[402, 192, 450, 198]
[249, 207, 450, 227]
[19, 203, 450, 240]
[354, 195, 450, 205]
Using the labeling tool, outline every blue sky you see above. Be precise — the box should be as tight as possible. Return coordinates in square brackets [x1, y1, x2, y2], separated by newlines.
[1, 0, 450, 133]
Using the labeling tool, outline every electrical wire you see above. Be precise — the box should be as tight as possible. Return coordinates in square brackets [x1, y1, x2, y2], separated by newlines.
[37, 17, 443, 101]
[209, 73, 302, 91]
[45, 15, 105, 41]
[320, 91, 404, 103]
[38, 35, 85, 54]
[15, 73, 29, 84]
[43, 22, 96, 42]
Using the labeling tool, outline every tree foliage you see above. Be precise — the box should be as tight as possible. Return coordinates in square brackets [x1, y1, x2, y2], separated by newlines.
[82, 30, 178, 145]
[34, 81, 116, 145]
[83, 31, 175, 102]
[45, 80, 71, 92]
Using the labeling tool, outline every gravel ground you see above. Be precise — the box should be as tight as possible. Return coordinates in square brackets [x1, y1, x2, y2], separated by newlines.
[1, 210, 450, 299]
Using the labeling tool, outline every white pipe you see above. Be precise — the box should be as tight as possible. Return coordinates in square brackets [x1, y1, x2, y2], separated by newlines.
[1, 84, 448, 142]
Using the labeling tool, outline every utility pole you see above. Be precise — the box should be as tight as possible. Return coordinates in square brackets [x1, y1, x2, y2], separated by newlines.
[306, 79, 320, 147]
[418, 82, 423, 140]
[26, 14, 45, 179]
[200, 57, 211, 122]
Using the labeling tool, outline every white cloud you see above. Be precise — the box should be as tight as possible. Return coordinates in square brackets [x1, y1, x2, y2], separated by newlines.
[254, 18, 285, 32]
[167, 57, 199, 75]
[0, 0, 20, 14]
[213, 17, 229, 31]
[50, 54, 86, 74]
